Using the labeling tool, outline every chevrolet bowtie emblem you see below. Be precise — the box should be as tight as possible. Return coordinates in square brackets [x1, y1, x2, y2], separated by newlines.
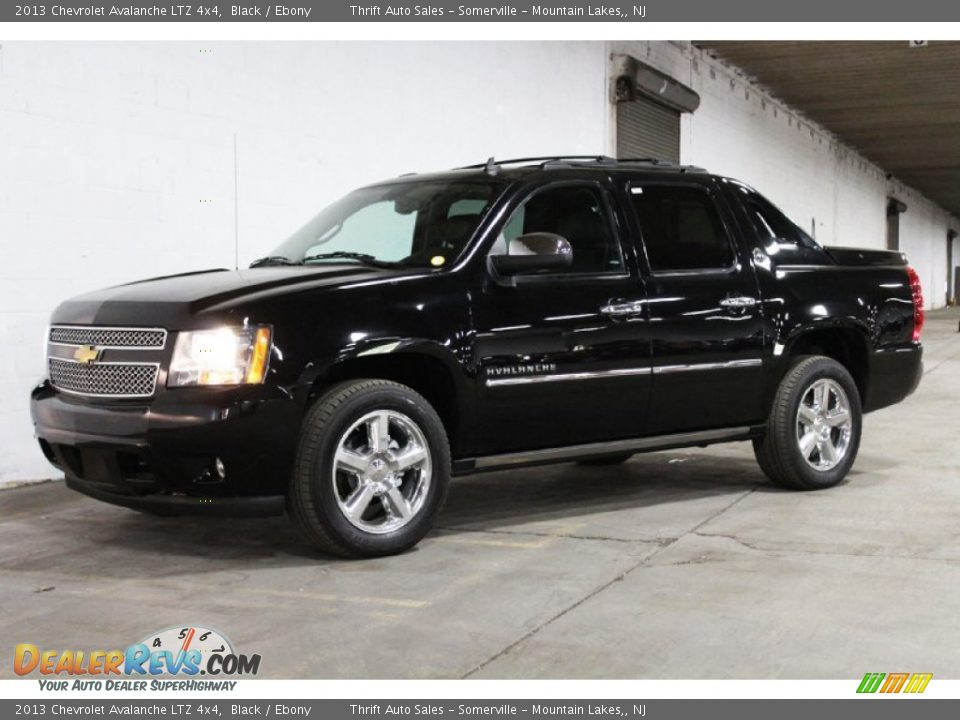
[73, 345, 102, 365]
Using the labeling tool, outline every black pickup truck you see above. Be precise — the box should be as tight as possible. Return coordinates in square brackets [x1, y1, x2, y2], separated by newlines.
[31, 156, 924, 557]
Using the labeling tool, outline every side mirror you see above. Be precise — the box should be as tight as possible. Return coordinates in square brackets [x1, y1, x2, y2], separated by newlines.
[489, 233, 573, 276]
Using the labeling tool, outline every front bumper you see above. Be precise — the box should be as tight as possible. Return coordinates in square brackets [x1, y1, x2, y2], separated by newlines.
[64, 477, 284, 517]
[31, 381, 298, 517]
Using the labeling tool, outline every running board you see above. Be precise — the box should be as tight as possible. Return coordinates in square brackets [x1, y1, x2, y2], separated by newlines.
[453, 426, 759, 475]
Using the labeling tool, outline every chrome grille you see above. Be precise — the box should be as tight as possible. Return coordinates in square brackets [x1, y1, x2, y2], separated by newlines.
[49, 359, 159, 398]
[49, 326, 166, 348]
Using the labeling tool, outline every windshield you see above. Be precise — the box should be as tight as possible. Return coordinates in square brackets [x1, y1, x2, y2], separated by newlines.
[263, 179, 502, 269]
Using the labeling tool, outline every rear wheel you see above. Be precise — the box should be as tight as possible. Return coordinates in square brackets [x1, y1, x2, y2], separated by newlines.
[753, 356, 861, 490]
[289, 380, 450, 557]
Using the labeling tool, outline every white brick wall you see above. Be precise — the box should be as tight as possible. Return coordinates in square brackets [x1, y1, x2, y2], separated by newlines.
[0, 41, 956, 482]
[0, 41, 609, 481]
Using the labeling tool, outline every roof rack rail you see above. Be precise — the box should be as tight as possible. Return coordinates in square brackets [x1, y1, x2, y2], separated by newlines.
[615, 157, 675, 165]
[458, 155, 618, 172]
[457, 155, 704, 175]
[617, 157, 708, 173]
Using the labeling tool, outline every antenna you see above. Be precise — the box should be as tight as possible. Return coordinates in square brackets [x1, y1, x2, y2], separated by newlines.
[484, 157, 499, 176]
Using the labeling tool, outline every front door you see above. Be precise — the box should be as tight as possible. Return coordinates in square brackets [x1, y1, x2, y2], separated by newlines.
[471, 180, 653, 455]
[624, 179, 766, 434]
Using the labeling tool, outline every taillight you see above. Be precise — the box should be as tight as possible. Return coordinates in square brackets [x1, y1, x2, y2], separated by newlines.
[906, 265, 924, 342]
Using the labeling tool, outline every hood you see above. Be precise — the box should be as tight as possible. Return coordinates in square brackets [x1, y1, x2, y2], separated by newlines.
[50, 265, 413, 327]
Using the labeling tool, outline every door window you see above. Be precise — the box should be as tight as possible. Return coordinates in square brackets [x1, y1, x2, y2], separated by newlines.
[489, 185, 625, 275]
[629, 185, 734, 272]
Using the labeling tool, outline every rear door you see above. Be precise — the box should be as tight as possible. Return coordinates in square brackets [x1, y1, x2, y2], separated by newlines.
[471, 179, 653, 454]
[624, 178, 766, 434]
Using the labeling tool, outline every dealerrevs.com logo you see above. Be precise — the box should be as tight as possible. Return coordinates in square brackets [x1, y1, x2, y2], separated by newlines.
[857, 672, 933, 694]
[14, 626, 261, 690]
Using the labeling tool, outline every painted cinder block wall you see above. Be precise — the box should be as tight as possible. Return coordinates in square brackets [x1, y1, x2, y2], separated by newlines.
[0, 41, 608, 482]
[0, 41, 955, 482]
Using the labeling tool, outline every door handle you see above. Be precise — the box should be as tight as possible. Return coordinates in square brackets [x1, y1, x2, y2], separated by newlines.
[600, 299, 646, 317]
[719, 296, 758, 309]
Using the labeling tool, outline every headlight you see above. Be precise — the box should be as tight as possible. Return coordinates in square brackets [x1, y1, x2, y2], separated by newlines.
[168, 326, 271, 387]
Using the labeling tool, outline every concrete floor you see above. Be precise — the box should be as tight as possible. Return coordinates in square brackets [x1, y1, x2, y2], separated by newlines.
[2, 309, 959, 679]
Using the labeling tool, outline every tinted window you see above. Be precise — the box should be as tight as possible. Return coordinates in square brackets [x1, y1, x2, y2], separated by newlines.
[490, 185, 624, 275]
[447, 198, 488, 218]
[743, 191, 818, 249]
[630, 185, 734, 271]
[270, 180, 500, 268]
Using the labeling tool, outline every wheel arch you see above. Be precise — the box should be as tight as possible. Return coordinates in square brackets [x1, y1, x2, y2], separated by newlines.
[307, 340, 470, 454]
[780, 324, 871, 403]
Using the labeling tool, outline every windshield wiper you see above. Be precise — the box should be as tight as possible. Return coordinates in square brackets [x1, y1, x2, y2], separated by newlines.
[300, 251, 400, 269]
[249, 255, 298, 268]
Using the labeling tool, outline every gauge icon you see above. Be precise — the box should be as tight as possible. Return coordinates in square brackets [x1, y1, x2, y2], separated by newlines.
[139, 625, 233, 668]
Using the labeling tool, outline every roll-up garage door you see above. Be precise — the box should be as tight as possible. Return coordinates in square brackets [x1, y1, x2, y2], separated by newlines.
[611, 54, 699, 165]
[616, 97, 680, 163]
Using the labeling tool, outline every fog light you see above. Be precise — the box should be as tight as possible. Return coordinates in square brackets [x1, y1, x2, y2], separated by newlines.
[215, 457, 226, 480]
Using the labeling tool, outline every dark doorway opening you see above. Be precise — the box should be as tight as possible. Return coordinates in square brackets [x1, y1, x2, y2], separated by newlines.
[949, 229, 958, 305]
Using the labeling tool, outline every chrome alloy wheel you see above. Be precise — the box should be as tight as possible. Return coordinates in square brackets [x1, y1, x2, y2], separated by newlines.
[331, 410, 432, 534]
[796, 378, 853, 471]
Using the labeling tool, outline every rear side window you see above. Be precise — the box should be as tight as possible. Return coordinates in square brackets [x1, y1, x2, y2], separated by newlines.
[629, 185, 734, 272]
[742, 191, 818, 250]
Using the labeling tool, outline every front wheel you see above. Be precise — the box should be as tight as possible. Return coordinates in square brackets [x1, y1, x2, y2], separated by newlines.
[753, 356, 862, 490]
[289, 380, 450, 557]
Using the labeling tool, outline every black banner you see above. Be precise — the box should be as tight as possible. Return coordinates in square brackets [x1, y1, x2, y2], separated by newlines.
[4, 0, 960, 22]
[3, 700, 960, 719]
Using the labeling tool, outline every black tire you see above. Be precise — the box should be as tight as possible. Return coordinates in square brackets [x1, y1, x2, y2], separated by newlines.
[753, 355, 862, 490]
[576, 453, 634, 466]
[288, 379, 450, 558]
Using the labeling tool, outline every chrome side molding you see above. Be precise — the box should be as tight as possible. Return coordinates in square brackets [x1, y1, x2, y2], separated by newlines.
[485, 358, 762, 387]
[654, 358, 762, 375]
[486, 366, 652, 387]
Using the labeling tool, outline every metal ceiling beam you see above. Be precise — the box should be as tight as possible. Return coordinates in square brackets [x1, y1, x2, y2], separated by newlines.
[696, 41, 960, 217]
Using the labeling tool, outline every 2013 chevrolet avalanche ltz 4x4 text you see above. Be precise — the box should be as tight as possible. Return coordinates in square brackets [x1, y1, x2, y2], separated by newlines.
[31, 156, 924, 557]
